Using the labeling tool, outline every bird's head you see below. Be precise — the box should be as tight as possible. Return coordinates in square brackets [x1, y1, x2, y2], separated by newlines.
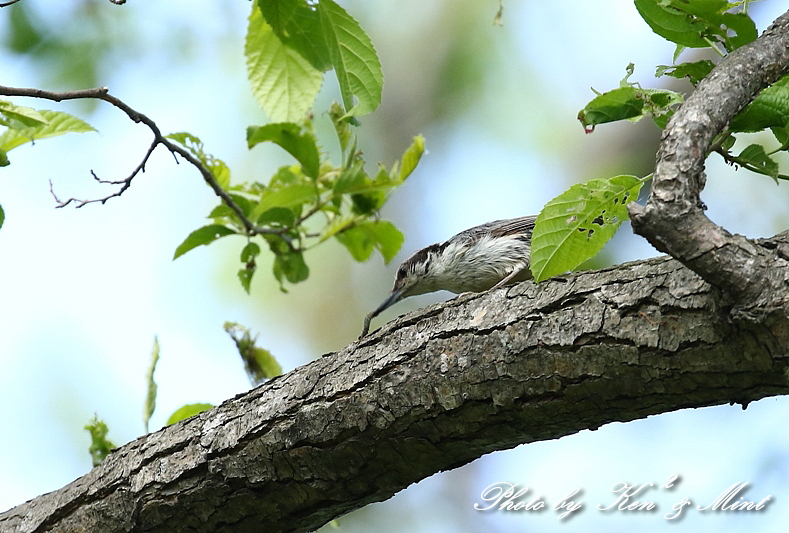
[368, 243, 445, 318]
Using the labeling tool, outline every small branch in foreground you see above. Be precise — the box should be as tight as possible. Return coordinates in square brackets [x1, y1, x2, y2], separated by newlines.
[0, 85, 283, 237]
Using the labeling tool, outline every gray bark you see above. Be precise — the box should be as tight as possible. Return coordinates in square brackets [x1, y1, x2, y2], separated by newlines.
[629, 10, 789, 313]
[3, 7, 789, 533]
[3, 249, 789, 533]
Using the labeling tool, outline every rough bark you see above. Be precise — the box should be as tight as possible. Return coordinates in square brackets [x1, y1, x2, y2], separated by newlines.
[3, 247, 789, 533]
[629, 10, 789, 315]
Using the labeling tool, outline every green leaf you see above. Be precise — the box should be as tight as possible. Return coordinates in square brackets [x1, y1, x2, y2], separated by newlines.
[635, 0, 756, 53]
[318, 0, 383, 116]
[0, 100, 48, 128]
[329, 101, 353, 154]
[273, 250, 309, 287]
[246, 5, 324, 122]
[0, 204, 4, 230]
[319, 214, 357, 242]
[143, 336, 160, 434]
[771, 127, 789, 150]
[249, 182, 316, 223]
[0, 148, 8, 167]
[656, 60, 715, 85]
[335, 220, 404, 263]
[166, 403, 214, 426]
[579, 83, 682, 131]
[224, 321, 283, 385]
[227, 193, 255, 217]
[333, 158, 366, 193]
[730, 74, 789, 132]
[257, 206, 297, 227]
[238, 242, 261, 294]
[248, 347, 283, 382]
[336, 224, 375, 262]
[398, 134, 425, 182]
[368, 220, 404, 264]
[208, 204, 238, 223]
[0, 109, 95, 152]
[266, 234, 310, 290]
[738, 144, 779, 181]
[721, 12, 758, 50]
[210, 160, 231, 190]
[84, 415, 116, 467]
[350, 191, 386, 215]
[718, 133, 736, 152]
[256, 0, 332, 71]
[644, 88, 683, 109]
[578, 87, 644, 130]
[672, 44, 686, 63]
[173, 224, 237, 260]
[247, 123, 320, 179]
[238, 266, 255, 294]
[634, 0, 711, 48]
[5, 4, 44, 54]
[166, 132, 231, 189]
[241, 241, 261, 263]
[530, 175, 646, 282]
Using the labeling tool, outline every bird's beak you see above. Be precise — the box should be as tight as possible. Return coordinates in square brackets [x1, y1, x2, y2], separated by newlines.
[372, 288, 405, 317]
[360, 287, 406, 337]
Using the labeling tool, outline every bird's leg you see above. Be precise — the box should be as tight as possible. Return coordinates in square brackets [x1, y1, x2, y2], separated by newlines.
[491, 263, 527, 291]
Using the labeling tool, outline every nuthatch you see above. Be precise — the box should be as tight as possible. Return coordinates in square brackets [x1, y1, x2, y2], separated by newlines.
[361, 215, 537, 337]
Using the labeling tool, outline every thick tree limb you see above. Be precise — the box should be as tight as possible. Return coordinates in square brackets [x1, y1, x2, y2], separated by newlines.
[629, 9, 789, 313]
[3, 245, 789, 532]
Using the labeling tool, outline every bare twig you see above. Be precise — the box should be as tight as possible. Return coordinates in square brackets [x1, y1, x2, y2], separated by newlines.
[0, 84, 283, 236]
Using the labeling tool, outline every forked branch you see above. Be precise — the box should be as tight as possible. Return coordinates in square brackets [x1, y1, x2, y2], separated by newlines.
[0, 84, 283, 236]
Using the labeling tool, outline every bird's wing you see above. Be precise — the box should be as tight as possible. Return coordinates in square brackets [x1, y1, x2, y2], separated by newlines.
[487, 215, 537, 238]
[450, 215, 537, 244]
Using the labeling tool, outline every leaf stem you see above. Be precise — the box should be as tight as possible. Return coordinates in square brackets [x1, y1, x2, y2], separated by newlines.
[703, 37, 726, 58]
[713, 146, 789, 181]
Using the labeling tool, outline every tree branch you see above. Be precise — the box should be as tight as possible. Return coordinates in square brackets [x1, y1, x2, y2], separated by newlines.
[0, 85, 285, 237]
[629, 10, 789, 314]
[3, 245, 789, 532]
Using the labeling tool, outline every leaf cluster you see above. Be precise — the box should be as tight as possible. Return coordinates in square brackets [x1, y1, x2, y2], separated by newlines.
[578, 0, 788, 182]
[171, 1, 424, 293]
[247, 0, 383, 122]
[535, 0, 788, 281]
[171, 110, 423, 292]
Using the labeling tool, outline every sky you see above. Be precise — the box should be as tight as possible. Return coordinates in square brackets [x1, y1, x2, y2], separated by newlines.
[1, 1, 789, 531]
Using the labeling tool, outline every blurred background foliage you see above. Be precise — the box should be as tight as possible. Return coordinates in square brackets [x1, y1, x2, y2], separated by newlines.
[2, 1, 789, 532]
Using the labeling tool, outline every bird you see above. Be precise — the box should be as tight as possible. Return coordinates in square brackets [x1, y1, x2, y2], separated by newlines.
[360, 214, 537, 337]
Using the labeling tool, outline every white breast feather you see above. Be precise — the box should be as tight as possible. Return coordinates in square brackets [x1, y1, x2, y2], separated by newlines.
[424, 234, 531, 294]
